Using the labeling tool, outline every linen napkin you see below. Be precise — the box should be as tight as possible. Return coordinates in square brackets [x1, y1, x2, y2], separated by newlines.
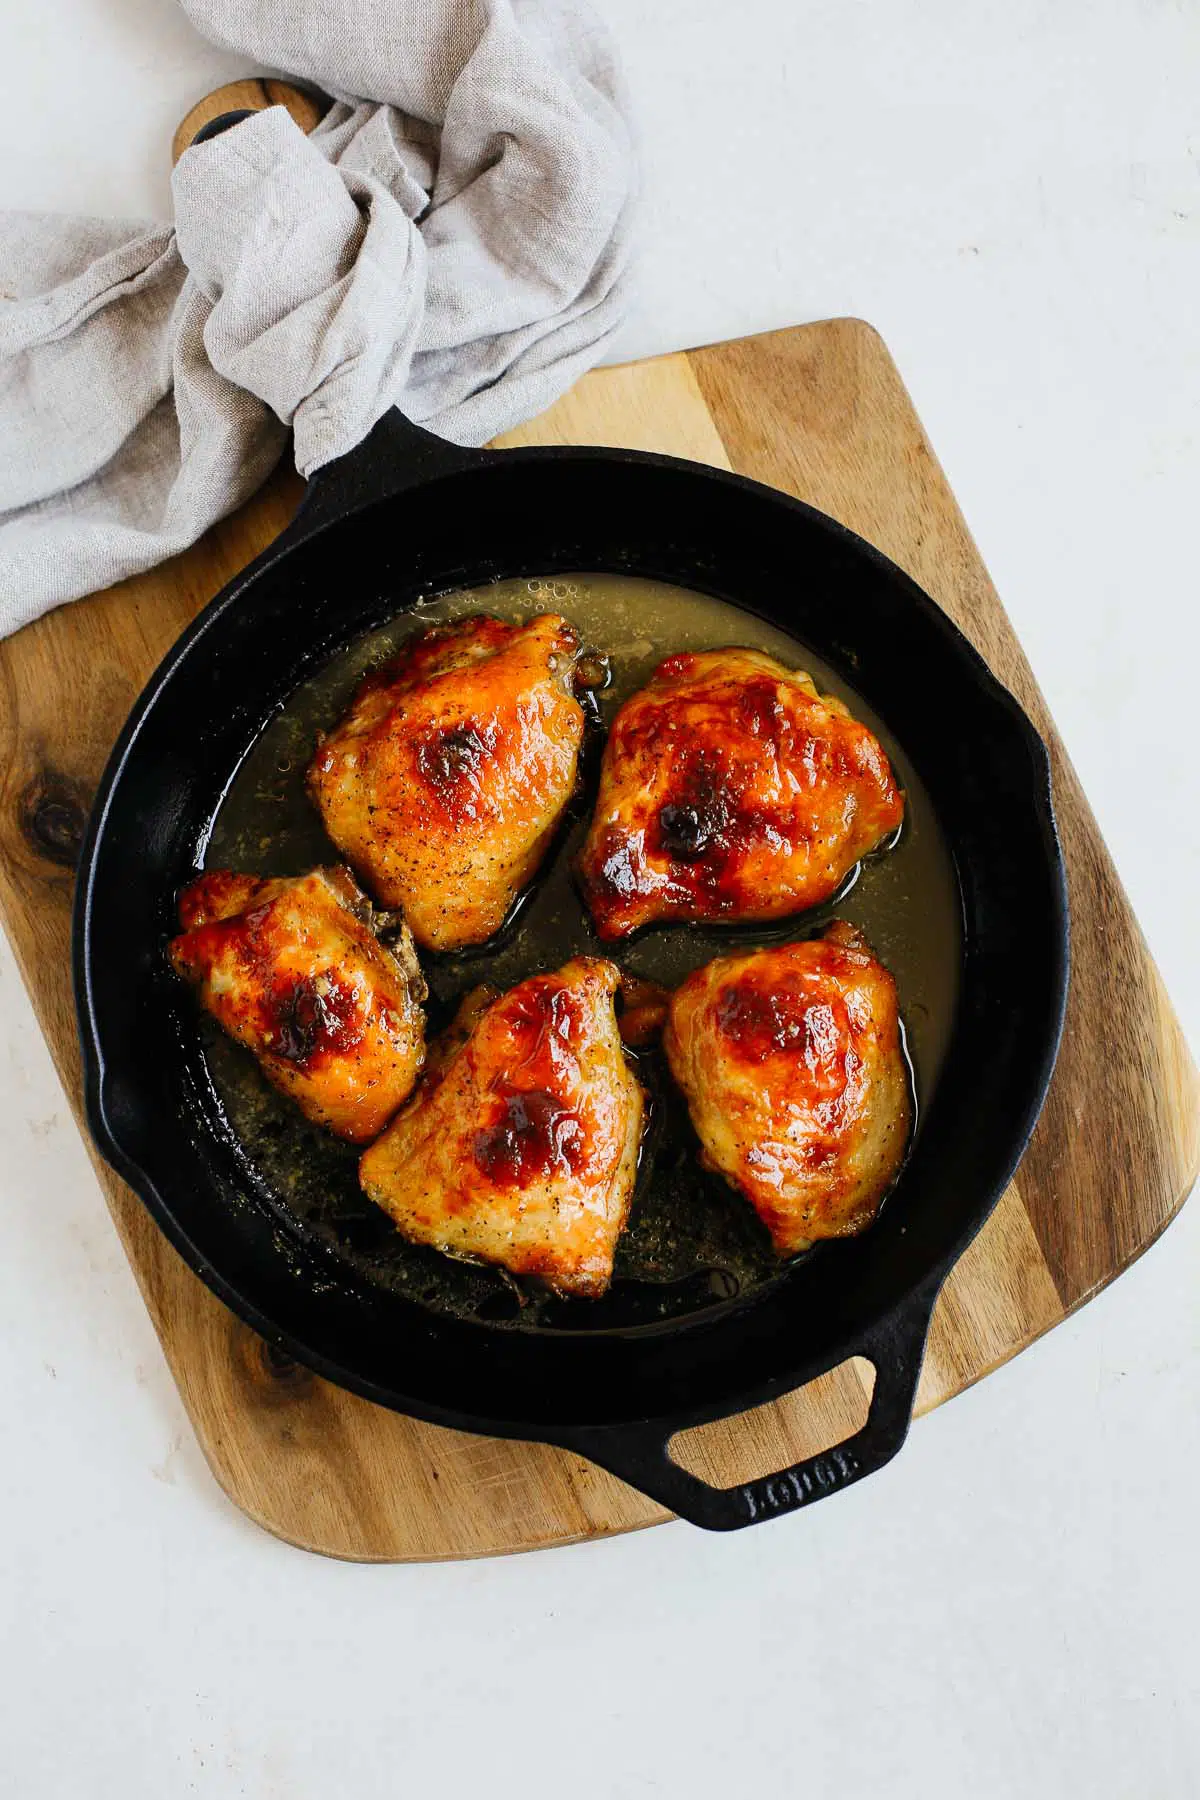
[0, 0, 636, 636]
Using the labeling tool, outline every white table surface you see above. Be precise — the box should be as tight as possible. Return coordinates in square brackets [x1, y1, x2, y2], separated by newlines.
[2, 2, 1198, 1794]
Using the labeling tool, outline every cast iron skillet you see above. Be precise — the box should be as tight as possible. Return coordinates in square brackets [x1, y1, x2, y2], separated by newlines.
[73, 408, 1069, 1531]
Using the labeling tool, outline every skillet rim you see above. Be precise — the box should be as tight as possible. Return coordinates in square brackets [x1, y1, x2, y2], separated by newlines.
[72, 441, 1070, 1445]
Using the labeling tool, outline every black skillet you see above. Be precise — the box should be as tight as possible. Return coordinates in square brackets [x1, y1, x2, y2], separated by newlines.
[73, 402, 1069, 1532]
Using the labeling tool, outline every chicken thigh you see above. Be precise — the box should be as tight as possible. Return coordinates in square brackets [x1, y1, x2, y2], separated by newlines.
[578, 647, 903, 940]
[308, 614, 587, 952]
[359, 957, 645, 1297]
[169, 866, 426, 1143]
[663, 922, 910, 1253]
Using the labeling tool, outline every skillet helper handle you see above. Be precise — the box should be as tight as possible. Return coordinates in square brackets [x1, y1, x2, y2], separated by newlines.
[559, 1290, 937, 1532]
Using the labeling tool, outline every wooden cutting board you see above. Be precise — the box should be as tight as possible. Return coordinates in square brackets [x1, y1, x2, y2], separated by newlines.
[1, 318, 1196, 1560]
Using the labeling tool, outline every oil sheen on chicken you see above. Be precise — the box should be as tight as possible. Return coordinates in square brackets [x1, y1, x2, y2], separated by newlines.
[578, 647, 904, 939]
[308, 613, 586, 952]
[169, 866, 426, 1144]
[359, 958, 646, 1297]
[663, 922, 911, 1253]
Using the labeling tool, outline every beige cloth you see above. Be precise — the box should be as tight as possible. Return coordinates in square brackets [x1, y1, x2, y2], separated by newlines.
[0, 0, 636, 635]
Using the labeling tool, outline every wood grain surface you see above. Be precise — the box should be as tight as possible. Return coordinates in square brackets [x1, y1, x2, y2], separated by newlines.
[0, 319, 1195, 1560]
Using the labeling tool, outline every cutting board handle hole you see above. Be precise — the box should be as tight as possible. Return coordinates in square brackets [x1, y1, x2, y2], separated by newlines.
[667, 1355, 875, 1486]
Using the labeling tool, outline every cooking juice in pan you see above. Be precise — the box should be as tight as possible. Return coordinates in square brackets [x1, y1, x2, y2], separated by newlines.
[199, 574, 963, 1331]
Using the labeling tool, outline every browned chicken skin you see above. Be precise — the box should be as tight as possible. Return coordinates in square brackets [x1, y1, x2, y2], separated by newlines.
[359, 958, 646, 1297]
[578, 647, 904, 940]
[308, 614, 586, 952]
[169, 866, 426, 1144]
[663, 922, 911, 1253]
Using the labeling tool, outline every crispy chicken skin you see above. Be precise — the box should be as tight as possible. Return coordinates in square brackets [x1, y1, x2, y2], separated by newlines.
[307, 614, 586, 952]
[359, 957, 645, 1297]
[169, 866, 426, 1144]
[663, 922, 911, 1253]
[578, 647, 904, 940]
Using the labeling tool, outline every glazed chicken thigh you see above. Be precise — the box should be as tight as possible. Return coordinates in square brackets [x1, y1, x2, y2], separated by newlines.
[663, 922, 910, 1253]
[578, 647, 903, 939]
[308, 614, 586, 952]
[169, 866, 426, 1143]
[359, 958, 645, 1297]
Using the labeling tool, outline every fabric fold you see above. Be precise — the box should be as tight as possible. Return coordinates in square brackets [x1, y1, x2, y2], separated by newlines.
[0, 0, 636, 634]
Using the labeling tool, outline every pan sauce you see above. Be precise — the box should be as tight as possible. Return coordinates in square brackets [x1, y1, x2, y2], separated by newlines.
[198, 573, 962, 1332]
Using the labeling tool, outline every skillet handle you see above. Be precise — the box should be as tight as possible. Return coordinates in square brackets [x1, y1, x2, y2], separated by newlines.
[177, 100, 492, 544]
[557, 1289, 938, 1532]
[292, 409, 492, 540]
